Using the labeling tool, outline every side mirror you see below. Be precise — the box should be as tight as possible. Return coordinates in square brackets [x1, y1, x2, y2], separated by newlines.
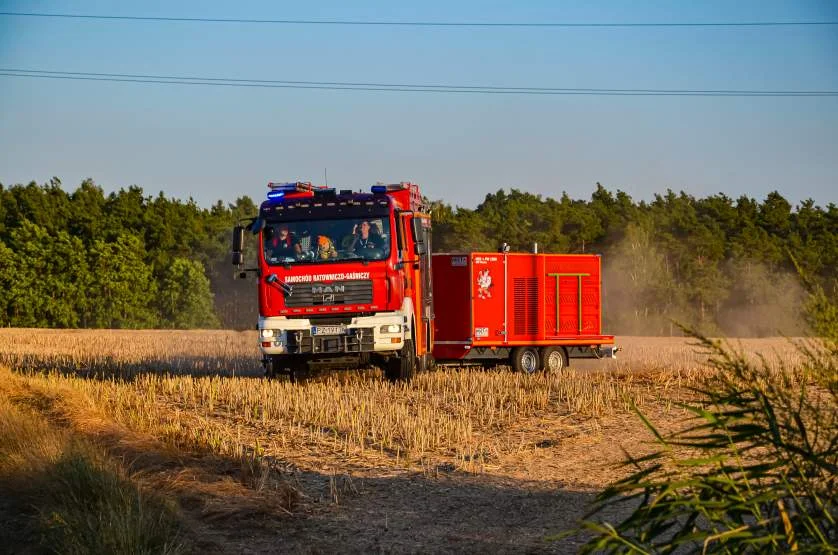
[248, 218, 266, 235]
[232, 225, 245, 266]
[415, 241, 428, 256]
[411, 217, 428, 256]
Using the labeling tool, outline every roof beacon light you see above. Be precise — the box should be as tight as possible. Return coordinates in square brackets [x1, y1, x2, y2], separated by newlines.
[267, 181, 314, 193]
[371, 183, 409, 194]
[266, 190, 285, 200]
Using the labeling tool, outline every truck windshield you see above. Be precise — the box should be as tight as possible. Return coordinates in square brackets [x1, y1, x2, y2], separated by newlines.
[263, 217, 391, 265]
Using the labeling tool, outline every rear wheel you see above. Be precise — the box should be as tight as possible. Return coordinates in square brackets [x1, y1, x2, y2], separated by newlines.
[385, 339, 416, 382]
[511, 346, 540, 374]
[416, 353, 434, 374]
[540, 347, 568, 373]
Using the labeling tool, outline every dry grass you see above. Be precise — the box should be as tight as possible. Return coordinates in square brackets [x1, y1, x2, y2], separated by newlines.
[0, 329, 803, 474]
[0, 377, 186, 554]
[0, 329, 258, 377]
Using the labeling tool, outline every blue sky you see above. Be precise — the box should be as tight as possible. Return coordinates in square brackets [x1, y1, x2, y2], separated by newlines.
[1, 0, 836, 208]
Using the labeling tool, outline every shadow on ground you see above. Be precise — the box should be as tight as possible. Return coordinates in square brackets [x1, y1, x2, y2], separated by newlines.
[1, 353, 503, 384]
[278, 470, 617, 554]
[0, 352, 265, 379]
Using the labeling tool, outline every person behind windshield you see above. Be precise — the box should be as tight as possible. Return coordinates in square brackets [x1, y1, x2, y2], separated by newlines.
[268, 223, 300, 259]
[314, 233, 338, 260]
[350, 220, 382, 252]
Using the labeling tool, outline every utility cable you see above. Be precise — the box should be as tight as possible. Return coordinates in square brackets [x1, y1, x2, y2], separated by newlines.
[1, 69, 836, 97]
[1, 11, 836, 28]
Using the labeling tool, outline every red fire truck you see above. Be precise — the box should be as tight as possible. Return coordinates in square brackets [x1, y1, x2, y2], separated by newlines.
[232, 181, 616, 380]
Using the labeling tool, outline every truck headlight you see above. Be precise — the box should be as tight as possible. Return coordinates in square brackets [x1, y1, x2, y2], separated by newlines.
[260, 329, 275, 338]
[379, 324, 402, 334]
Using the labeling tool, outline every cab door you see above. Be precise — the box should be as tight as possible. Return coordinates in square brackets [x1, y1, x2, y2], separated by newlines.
[403, 213, 434, 357]
[417, 217, 434, 353]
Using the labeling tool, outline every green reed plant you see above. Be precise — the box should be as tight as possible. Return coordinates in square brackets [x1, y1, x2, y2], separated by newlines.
[575, 291, 837, 553]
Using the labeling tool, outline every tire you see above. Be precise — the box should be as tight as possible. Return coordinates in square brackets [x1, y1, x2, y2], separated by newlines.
[540, 347, 568, 373]
[266, 356, 306, 382]
[265, 355, 283, 379]
[264, 357, 276, 379]
[511, 346, 540, 374]
[385, 339, 416, 383]
[416, 353, 434, 374]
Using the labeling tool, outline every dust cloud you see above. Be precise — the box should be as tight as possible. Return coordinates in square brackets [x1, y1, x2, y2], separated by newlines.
[600, 228, 808, 337]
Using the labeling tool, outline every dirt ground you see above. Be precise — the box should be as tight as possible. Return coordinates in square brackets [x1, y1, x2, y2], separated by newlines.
[188, 385, 686, 553]
[261, 415, 655, 554]
[162, 410, 658, 554]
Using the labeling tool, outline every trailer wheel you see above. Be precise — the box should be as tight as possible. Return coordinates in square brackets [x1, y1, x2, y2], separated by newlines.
[540, 347, 568, 373]
[511, 346, 540, 374]
[385, 339, 416, 382]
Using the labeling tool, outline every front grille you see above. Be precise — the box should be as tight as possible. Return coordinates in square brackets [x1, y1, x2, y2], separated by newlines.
[284, 280, 373, 308]
[286, 328, 375, 354]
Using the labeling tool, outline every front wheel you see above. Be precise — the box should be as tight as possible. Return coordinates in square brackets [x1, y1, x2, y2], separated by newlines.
[511, 346, 540, 374]
[385, 339, 416, 382]
[265, 356, 306, 381]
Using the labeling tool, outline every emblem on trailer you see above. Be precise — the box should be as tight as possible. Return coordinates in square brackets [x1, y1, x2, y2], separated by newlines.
[476, 269, 493, 299]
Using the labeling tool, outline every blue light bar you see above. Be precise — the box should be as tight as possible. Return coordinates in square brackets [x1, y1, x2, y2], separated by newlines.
[371, 183, 409, 194]
[267, 190, 285, 200]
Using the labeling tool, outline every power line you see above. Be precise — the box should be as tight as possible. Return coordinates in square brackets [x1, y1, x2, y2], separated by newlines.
[1, 11, 836, 28]
[8, 68, 838, 94]
[2, 69, 836, 96]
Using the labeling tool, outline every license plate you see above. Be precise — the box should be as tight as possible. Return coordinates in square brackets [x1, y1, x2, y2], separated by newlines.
[312, 325, 346, 336]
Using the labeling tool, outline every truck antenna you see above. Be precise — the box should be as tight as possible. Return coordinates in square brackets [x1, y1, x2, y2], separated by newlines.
[324, 167, 328, 187]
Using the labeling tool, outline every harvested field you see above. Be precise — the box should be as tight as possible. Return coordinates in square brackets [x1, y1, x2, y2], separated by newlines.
[0, 330, 804, 553]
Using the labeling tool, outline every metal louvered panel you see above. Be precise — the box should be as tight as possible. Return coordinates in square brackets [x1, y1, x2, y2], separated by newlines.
[513, 277, 538, 336]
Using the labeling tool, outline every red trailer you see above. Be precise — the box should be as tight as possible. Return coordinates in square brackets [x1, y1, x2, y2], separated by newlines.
[431, 252, 617, 372]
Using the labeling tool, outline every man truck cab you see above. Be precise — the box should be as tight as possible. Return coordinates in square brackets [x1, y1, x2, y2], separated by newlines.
[232, 182, 433, 381]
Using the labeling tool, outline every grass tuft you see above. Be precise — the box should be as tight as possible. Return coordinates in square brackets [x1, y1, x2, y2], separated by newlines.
[0, 391, 186, 555]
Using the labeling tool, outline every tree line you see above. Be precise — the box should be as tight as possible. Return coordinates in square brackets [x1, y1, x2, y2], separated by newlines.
[0, 179, 835, 334]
